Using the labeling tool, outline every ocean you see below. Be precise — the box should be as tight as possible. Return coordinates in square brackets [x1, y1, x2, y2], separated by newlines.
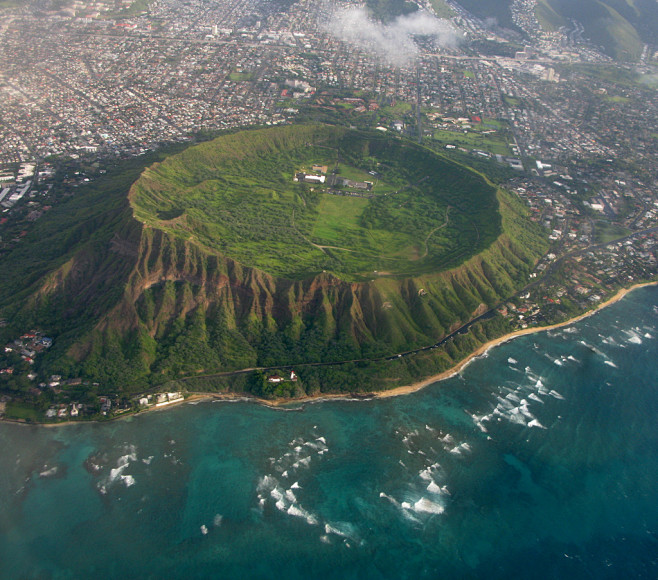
[1, 286, 657, 579]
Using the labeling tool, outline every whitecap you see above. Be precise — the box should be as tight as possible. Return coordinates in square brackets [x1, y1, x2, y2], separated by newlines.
[418, 468, 432, 481]
[412, 497, 445, 514]
[213, 514, 223, 527]
[549, 390, 565, 400]
[508, 357, 518, 365]
[292, 456, 312, 470]
[121, 474, 136, 487]
[536, 380, 549, 394]
[603, 360, 618, 368]
[109, 463, 128, 482]
[291, 481, 301, 489]
[506, 408, 527, 425]
[287, 505, 318, 525]
[470, 413, 490, 432]
[258, 475, 278, 492]
[528, 393, 544, 404]
[285, 489, 297, 503]
[427, 481, 442, 494]
[379, 492, 400, 507]
[449, 442, 471, 455]
[644, 333, 653, 339]
[200, 524, 208, 535]
[528, 419, 546, 429]
[519, 402, 535, 420]
[553, 358, 563, 366]
[324, 521, 357, 539]
[39, 466, 58, 478]
[496, 396, 514, 409]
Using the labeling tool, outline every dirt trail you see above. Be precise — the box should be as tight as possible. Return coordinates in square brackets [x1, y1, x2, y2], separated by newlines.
[421, 206, 450, 259]
[290, 209, 354, 254]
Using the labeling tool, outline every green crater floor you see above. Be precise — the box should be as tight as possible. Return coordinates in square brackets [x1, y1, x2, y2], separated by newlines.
[131, 125, 501, 280]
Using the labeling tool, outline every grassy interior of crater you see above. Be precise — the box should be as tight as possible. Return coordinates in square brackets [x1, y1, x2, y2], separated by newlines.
[131, 124, 502, 281]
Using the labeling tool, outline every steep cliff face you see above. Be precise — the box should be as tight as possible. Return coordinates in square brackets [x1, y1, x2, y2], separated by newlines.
[53, 185, 543, 391]
[0, 129, 546, 393]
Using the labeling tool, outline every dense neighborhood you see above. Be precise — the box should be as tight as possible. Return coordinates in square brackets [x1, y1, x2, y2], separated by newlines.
[1, 0, 658, 421]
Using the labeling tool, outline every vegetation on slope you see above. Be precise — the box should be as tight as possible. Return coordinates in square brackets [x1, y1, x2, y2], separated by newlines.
[540, 0, 643, 61]
[365, 0, 418, 22]
[0, 126, 548, 398]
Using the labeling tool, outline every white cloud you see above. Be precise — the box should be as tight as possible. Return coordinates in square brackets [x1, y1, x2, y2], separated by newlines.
[324, 7, 458, 66]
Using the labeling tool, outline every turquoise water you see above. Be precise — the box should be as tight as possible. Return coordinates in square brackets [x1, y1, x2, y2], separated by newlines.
[1, 287, 657, 579]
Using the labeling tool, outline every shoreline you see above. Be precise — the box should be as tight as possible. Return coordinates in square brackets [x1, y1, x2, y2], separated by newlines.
[2, 281, 656, 425]
[149, 281, 658, 408]
[372, 281, 657, 400]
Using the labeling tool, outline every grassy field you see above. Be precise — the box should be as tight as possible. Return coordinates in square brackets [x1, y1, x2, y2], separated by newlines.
[132, 125, 501, 280]
[4, 401, 41, 421]
[432, 129, 512, 156]
[502, 94, 522, 107]
[228, 71, 254, 82]
[429, 0, 454, 18]
[594, 221, 631, 244]
[381, 102, 413, 116]
[603, 95, 631, 103]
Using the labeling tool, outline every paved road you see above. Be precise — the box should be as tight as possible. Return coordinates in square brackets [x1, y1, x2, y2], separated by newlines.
[150, 225, 658, 389]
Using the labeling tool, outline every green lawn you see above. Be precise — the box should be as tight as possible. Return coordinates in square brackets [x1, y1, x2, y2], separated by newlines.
[381, 102, 413, 116]
[429, 0, 455, 18]
[312, 195, 368, 245]
[334, 164, 374, 183]
[503, 95, 522, 107]
[603, 95, 630, 103]
[594, 221, 631, 244]
[228, 71, 254, 82]
[5, 401, 41, 421]
[432, 129, 512, 156]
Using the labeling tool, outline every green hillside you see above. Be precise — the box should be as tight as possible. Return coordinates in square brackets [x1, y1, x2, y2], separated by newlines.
[0, 126, 548, 398]
[453, 0, 656, 61]
[365, 0, 418, 21]
[539, 0, 643, 61]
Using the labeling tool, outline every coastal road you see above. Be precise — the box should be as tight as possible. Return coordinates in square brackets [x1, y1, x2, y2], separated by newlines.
[145, 226, 658, 395]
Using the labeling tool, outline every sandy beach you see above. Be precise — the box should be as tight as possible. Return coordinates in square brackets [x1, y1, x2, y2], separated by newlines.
[223, 280, 654, 407]
[372, 281, 658, 400]
[182, 281, 657, 408]
[3, 281, 656, 424]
